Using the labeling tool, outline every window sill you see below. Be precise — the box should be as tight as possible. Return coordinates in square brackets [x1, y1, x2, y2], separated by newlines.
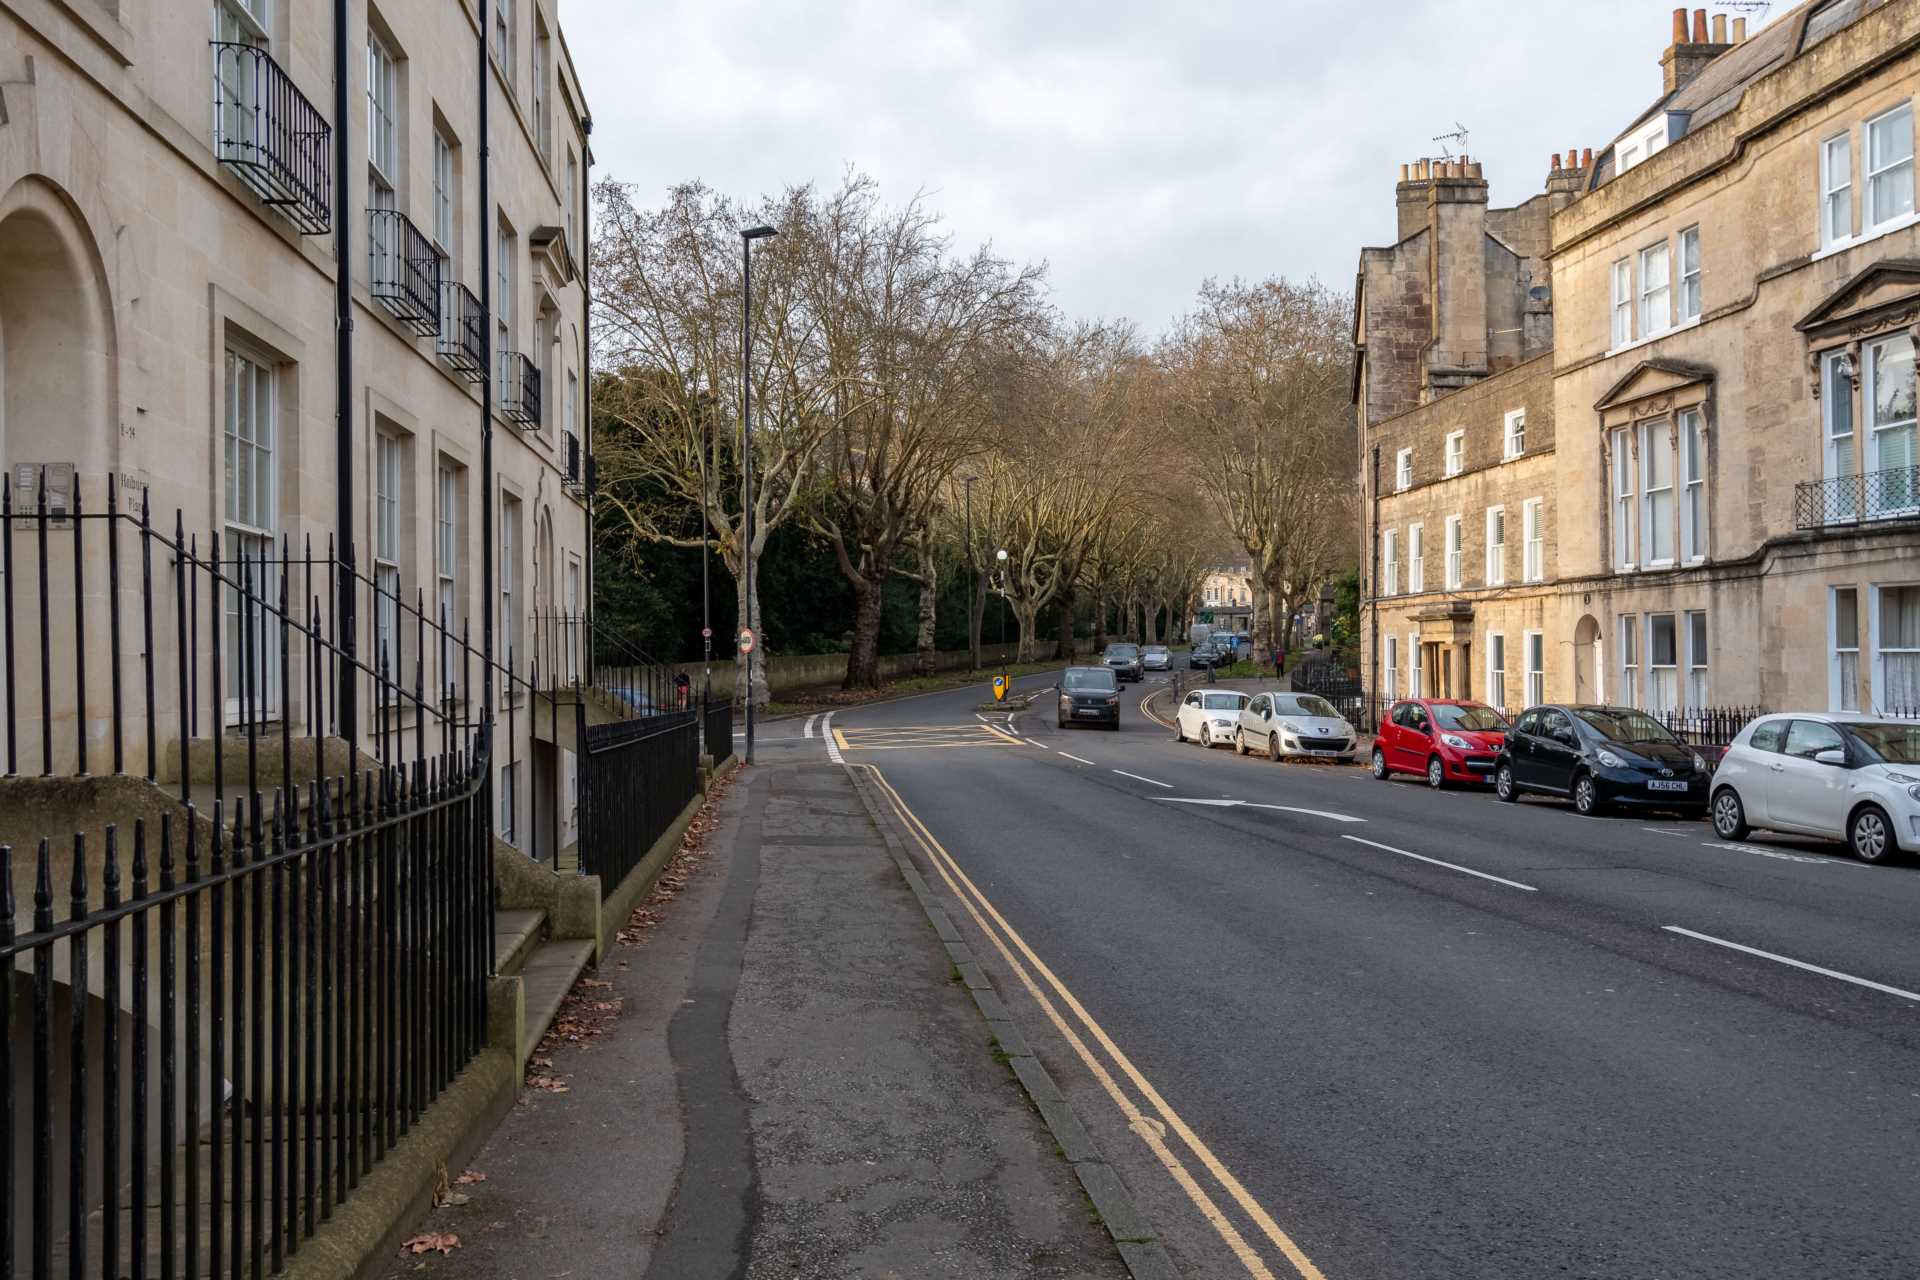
[1605, 315, 1702, 360]
[1812, 210, 1920, 263]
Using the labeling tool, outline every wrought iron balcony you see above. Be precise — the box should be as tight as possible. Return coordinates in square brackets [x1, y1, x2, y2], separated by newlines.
[500, 350, 541, 429]
[438, 280, 486, 380]
[211, 41, 331, 235]
[368, 208, 441, 335]
[1794, 464, 1920, 529]
[563, 431, 584, 492]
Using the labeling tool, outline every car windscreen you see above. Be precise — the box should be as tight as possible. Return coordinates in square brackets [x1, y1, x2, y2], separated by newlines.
[1431, 704, 1508, 732]
[1201, 693, 1247, 711]
[1841, 722, 1920, 764]
[1063, 670, 1117, 691]
[1571, 708, 1680, 744]
[1106, 645, 1139, 658]
[1274, 695, 1339, 719]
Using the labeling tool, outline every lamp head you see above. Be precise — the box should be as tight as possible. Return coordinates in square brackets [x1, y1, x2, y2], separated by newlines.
[995, 548, 1008, 563]
[742, 225, 778, 242]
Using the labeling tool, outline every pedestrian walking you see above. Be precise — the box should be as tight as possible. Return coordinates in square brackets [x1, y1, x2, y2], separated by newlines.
[674, 670, 692, 710]
[1272, 645, 1285, 680]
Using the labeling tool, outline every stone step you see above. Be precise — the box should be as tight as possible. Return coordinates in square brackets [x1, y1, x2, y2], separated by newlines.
[493, 908, 547, 978]
[516, 938, 596, 1065]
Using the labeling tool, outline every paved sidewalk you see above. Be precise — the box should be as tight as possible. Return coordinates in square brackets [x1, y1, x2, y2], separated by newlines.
[385, 759, 1126, 1279]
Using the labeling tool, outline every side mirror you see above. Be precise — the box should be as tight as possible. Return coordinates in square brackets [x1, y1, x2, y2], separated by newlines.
[1814, 748, 1848, 767]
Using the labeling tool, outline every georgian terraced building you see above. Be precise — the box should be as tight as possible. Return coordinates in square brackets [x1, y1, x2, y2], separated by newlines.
[1358, 0, 1920, 719]
[0, 0, 594, 852]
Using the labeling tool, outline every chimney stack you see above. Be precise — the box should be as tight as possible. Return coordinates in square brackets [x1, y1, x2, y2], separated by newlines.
[1663, 5, 1734, 94]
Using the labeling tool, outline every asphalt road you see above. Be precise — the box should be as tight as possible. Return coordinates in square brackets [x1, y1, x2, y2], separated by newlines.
[786, 667, 1920, 1280]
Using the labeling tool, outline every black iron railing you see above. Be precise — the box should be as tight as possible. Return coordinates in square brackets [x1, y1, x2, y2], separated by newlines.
[563, 432, 583, 493]
[211, 42, 331, 236]
[1795, 465, 1920, 529]
[368, 209, 440, 337]
[499, 352, 540, 429]
[703, 699, 735, 765]
[437, 281, 487, 381]
[573, 711, 700, 890]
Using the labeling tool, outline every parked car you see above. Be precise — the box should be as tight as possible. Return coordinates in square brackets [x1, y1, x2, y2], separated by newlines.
[1058, 667, 1121, 730]
[1175, 688, 1251, 748]
[1709, 714, 1920, 863]
[1142, 645, 1172, 671]
[1188, 645, 1220, 670]
[1213, 633, 1247, 663]
[1235, 692, 1358, 763]
[1103, 643, 1145, 683]
[1495, 705, 1709, 817]
[1371, 699, 1509, 787]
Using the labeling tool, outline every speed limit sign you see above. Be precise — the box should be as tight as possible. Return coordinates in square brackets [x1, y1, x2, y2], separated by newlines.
[737, 627, 755, 653]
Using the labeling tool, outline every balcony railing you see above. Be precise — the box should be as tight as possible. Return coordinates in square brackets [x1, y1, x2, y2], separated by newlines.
[500, 351, 541, 429]
[368, 208, 441, 335]
[1796, 464, 1920, 529]
[563, 430, 584, 492]
[438, 280, 486, 381]
[211, 42, 331, 235]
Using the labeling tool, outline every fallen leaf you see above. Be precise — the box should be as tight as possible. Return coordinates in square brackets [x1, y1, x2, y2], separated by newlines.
[401, 1232, 461, 1256]
[454, 1169, 488, 1185]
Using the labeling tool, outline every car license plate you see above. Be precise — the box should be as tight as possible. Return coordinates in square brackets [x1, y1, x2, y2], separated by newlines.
[1075, 708, 1103, 717]
[1647, 779, 1688, 792]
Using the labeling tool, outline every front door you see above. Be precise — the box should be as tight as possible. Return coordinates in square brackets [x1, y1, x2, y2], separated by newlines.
[1770, 719, 1854, 836]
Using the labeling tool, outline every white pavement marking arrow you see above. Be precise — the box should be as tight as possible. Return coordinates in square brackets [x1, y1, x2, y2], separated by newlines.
[803, 714, 819, 740]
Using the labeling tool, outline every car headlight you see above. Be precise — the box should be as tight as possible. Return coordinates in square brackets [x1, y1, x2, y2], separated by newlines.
[1211, 717, 1234, 727]
[1441, 734, 1470, 750]
[1596, 749, 1626, 769]
[1887, 771, 1920, 786]
[1105, 695, 1120, 705]
[1690, 752, 1706, 773]
[1280, 722, 1303, 735]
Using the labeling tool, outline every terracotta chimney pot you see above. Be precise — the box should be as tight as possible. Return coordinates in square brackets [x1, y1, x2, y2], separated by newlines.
[1469, 162, 1483, 179]
[1672, 7, 1689, 41]
[1692, 8, 1708, 42]
[1734, 17, 1747, 41]
[1582, 147, 1593, 168]
[1401, 163, 1410, 182]
[1550, 152, 1562, 172]
[1711, 12, 1727, 42]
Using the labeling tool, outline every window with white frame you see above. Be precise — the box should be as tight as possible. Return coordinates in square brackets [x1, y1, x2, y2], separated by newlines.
[1678, 226, 1701, 322]
[1866, 102, 1915, 232]
[1647, 613, 1678, 710]
[1685, 611, 1709, 706]
[1503, 409, 1525, 460]
[492, 0, 514, 80]
[501, 493, 521, 665]
[1878, 583, 1920, 711]
[497, 218, 517, 398]
[1618, 614, 1639, 708]
[1822, 132, 1855, 247]
[1638, 242, 1670, 337]
[1384, 635, 1399, 700]
[1640, 420, 1675, 565]
[1487, 632, 1507, 710]
[213, 0, 268, 152]
[1679, 409, 1706, 562]
[1410, 633, 1423, 698]
[1833, 586, 1861, 712]
[436, 460, 460, 630]
[1611, 259, 1632, 348]
[367, 32, 398, 281]
[500, 760, 517, 846]
[223, 345, 281, 720]
[1408, 523, 1424, 593]
[1824, 349, 1860, 521]
[532, 22, 550, 162]
[1444, 514, 1463, 590]
[1395, 448, 1412, 491]
[565, 149, 579, 248]
[1864, 333, 1918, 516]
[374, 432, 402, 677]
[1445, 431, 1463, 477]
[1485, 506, 1505, 586]
[1522, 498, 1544, 583]
[1382, 529, 1399, 596]
[567, 368, 579, 438]
[1612, 427, 1634, 569]
[1525, 632, 1544, 706]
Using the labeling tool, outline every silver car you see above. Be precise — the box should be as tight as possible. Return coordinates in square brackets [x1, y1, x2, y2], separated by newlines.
[1235, 693, 1357, 762]
[1141, 645, 1171, 671]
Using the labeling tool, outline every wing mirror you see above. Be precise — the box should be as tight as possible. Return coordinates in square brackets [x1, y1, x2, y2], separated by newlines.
[1814, 748, 1848, 767]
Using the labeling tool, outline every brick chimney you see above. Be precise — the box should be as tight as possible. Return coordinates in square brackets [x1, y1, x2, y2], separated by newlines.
[1546, 147, 1589, 205]
[1661, 7, 1733, 95]
[1395, 158, 1434, 240]
[1426, 156, 1491, 383]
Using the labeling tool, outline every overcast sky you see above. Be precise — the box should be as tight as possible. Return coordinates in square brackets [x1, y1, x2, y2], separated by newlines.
[562, 0, 1786, 334]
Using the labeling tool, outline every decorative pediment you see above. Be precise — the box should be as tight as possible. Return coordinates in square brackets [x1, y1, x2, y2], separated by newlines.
[528, 224, 577, 289]
[1592, 357, 1715, 414]
[1795, 259, 1920, 337]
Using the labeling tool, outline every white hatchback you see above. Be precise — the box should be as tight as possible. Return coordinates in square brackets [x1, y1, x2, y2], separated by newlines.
[1175, 689, 1250, 748]
[1235, 692, 1358, 763]
[1709, 714, 1920, 863]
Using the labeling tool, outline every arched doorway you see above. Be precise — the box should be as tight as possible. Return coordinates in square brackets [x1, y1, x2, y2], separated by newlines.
[1574, 614, 1603, 704]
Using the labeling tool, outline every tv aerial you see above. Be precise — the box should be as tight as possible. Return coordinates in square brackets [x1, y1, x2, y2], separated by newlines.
[1431, 122, 1469, 160]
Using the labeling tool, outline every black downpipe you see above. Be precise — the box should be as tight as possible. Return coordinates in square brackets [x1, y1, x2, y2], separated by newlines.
[581, 117, 594, 690]
[1368, 443, 1380, 731]
[333, 0, 357, 746]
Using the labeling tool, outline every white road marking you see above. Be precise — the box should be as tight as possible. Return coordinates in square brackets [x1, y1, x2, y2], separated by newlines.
[822, 711, 843, 765]
[1641, 827, 1688, 838]
[1112, 769, 1173, 789]
[1155, 797, 1242, 807]
[1662, 925, 1920, 1002]
[802, 713, 819, 740]
[1341, 836, 1538, 891]
[1058, 752, 1096, 766]
[1698, 841, 1865, 867]
[1152, 798, 1364, 823]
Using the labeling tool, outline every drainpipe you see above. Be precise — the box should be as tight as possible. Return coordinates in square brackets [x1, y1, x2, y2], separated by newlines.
[478, 0, 496, 749]
[333, 0, 357, 749]
[1368, 444, 1380, 728]
[581, 114, 594, 689]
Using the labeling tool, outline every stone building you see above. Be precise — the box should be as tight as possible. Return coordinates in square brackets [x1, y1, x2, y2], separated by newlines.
[0, 0, 594, 852]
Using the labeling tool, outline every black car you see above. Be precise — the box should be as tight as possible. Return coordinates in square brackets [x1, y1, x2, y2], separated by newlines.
[1103, 643, 1144, 682]
[1058, 667, 1121, 729]
[1495, 705, 1709, 817]
[1187, 644, 1219, 670]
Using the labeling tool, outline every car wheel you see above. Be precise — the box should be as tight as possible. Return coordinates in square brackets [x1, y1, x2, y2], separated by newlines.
[1175, 720, 1187, 743]
[1849, 804, 1900, 864]
[1270, 733, 1283, 761]
[1200, 726, 1213, 748]
[1426, 755, 1446, 789]
[1572, 772, 1602, 817]
[1371, 748, 1389, 780]
[1495, 763, 1519, 802]
[1711, 788, 1750, 841]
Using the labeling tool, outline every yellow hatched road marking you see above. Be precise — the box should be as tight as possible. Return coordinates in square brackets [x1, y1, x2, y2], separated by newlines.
[834, 723, 1017, 752]
[861, 765, 1327, 1280]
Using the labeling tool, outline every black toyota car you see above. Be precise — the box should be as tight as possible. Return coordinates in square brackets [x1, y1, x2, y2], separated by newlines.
[1103, 643, 1145, 683]
[1058, 667, 1121, 729]
[1494, 705, 1709, 817]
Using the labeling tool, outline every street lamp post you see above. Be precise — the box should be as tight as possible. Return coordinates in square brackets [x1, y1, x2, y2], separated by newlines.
[965, 476, 978, 672]
[995, 547, 1009, 658]
[740, 223, 777, 766]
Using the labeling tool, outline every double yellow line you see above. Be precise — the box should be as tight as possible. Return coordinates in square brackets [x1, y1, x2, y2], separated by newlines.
[859, 765, 1327, 1280]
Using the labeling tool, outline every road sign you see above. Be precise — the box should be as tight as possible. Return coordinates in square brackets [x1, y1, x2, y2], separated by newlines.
[701, 627, 713, 639]
[737, 627, 755, 654]
[992, 675, 1008, 702]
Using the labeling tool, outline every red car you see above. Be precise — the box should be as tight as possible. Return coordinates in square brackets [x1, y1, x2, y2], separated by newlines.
[1371, 699, 1511, 787]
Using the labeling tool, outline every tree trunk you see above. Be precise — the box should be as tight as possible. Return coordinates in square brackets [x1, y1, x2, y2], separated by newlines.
[1053, 594, 1076, 661]
[913, 542, 937, 678]
[843, 566, 891, 689]
[969, 568, 987, 670]
[1092, 591, 1108, 652]
[734, 568, 768, 710]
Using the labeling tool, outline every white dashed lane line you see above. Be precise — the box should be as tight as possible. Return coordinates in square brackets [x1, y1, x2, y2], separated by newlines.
[1057, 752, 1097, 766]
[822, 711, 843, 764]
[803, 713, 819, 739]
[1341, 835, 1538, 892]
[1153, 798, 1365, 824]
[1112, 769, 1173, 789]
[1663, 926, 1920, 1003]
